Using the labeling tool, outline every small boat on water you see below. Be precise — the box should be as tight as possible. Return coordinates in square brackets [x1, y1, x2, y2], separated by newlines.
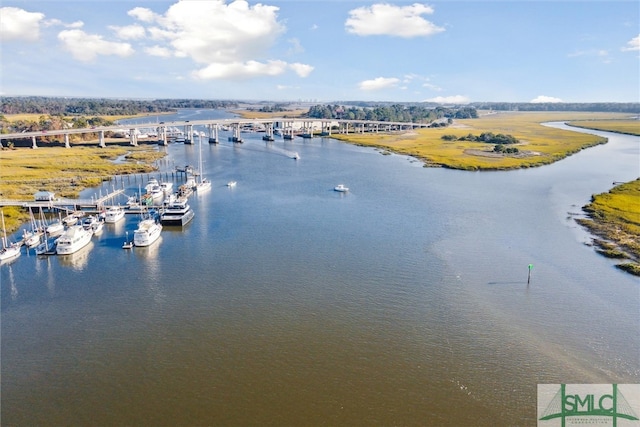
[122, 231, 133, 249]
[334, 184, 349, 192]
[62, 214, 78, 226]
[227, 181, 237, 187]
[46, 214, 65, 236]
[292, 152, 300, 160]
[160, 198, 195, 226]
[56, 225, 93, 255]
[35, 235, 57, 255]
[104, 206, 125, 223]
[83, 215, 104, 235]
[1, 211, 21, 264]
[133, 218, 162, 247]
[22, 208, 43, 247]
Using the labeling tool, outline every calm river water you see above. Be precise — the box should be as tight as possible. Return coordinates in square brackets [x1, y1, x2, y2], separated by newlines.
[1, 110, 638, 426]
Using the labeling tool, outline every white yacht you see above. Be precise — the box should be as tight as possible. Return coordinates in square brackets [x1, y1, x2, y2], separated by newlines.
[83, 215, 104, 235]
[46, 217, 65, 236]
[334, 184, 349, 192]
[145, 178, 159, 193]
[56, 225, 93, 255]
[104, 206, 125, 223]
[160, 198, 195, 226]
[133, 218, 162, 247]
[160, 182, 174, 194]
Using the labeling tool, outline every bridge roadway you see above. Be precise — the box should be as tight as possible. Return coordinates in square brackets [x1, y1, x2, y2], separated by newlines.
[0, 117, 429, 148]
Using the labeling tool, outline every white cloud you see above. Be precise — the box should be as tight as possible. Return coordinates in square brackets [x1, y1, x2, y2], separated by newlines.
[44, 19, 83, 29]
[345, 3, 444, 38]
[423, 82, 442, 91]
[192, 60, 289, 80]
[0, 7, 45, 41]
[289, 63, 314, 77]
[109, 24, 146, 40]
[423, 95, 470, 104]
[621, 34, 640, 51]
[128, 7, 159, 23]
[127, 0, 313, 80]
[359, 77, 401, 91]
[530, 95, 563, 103]
[145, 45, 173, 58]
[58, 29, 135, 62]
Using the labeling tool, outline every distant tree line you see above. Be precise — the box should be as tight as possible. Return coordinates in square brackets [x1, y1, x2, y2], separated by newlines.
[305, 104, 478, 123]
[0, 96, 240, 116]
[247, 103, 291, 113]
[470, 102, 639, 113]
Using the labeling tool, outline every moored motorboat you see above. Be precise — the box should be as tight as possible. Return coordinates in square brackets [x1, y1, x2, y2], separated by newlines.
[62, 213, 78, 226]
[334, 184, 349, 192]
[104, 206, 125, 223]
[56, 225, 93, 255]
[46, 216, 65, 236]
[227, 181, 237, 187]
[133, 218, 162, 247]
[160, 198, 195, 226]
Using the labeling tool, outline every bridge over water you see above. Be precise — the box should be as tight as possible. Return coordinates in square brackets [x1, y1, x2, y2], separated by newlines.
[0, 118, 429, 149]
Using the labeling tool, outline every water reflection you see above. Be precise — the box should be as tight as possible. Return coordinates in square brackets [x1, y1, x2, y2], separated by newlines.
[7, 264, 18, 300]
[57, 241, 94, 271]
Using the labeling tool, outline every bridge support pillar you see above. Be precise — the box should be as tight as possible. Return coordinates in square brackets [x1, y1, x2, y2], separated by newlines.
[98, 131, 105, 148]
[129, 129, 138, 146]
[158, 126, 168, 146]
[208, 124, 218, 144]
[185, 125, 193, 144]
[262, 123, 275, 141]
[64, 133, 71, 148]
[31, 136, 38, 149]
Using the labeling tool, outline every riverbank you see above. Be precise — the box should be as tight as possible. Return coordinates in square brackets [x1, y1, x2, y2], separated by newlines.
[567, 119, 640, 136]
[0, 143, 165, 233]
[576, 179, 640, 276]
[331, 112, 632, 171]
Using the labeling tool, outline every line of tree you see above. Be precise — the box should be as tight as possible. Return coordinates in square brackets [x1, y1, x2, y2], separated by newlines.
[305, 104, 478, 123]
[470, 102, 639, 113]
[442, 132, 519, 144]
[0, 96, 240, 116]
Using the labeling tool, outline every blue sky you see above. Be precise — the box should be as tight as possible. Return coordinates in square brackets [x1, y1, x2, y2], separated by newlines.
[1, 0, 638, 103]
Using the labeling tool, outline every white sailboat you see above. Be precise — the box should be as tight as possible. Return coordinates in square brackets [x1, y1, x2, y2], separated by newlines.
[1, 210, 21, 263]
[195, 133, 211, 192]
[22, 207, 43, 247]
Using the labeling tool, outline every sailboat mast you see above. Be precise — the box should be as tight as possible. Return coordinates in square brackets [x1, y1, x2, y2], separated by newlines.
[1, 210, 8, 249]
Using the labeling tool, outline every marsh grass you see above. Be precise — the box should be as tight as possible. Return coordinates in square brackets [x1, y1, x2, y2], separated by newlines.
[0, 145, 164, 231]
[566, 120, 640, 136]
[577, 179, 640, 275]
[332, 112, 619, 170]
